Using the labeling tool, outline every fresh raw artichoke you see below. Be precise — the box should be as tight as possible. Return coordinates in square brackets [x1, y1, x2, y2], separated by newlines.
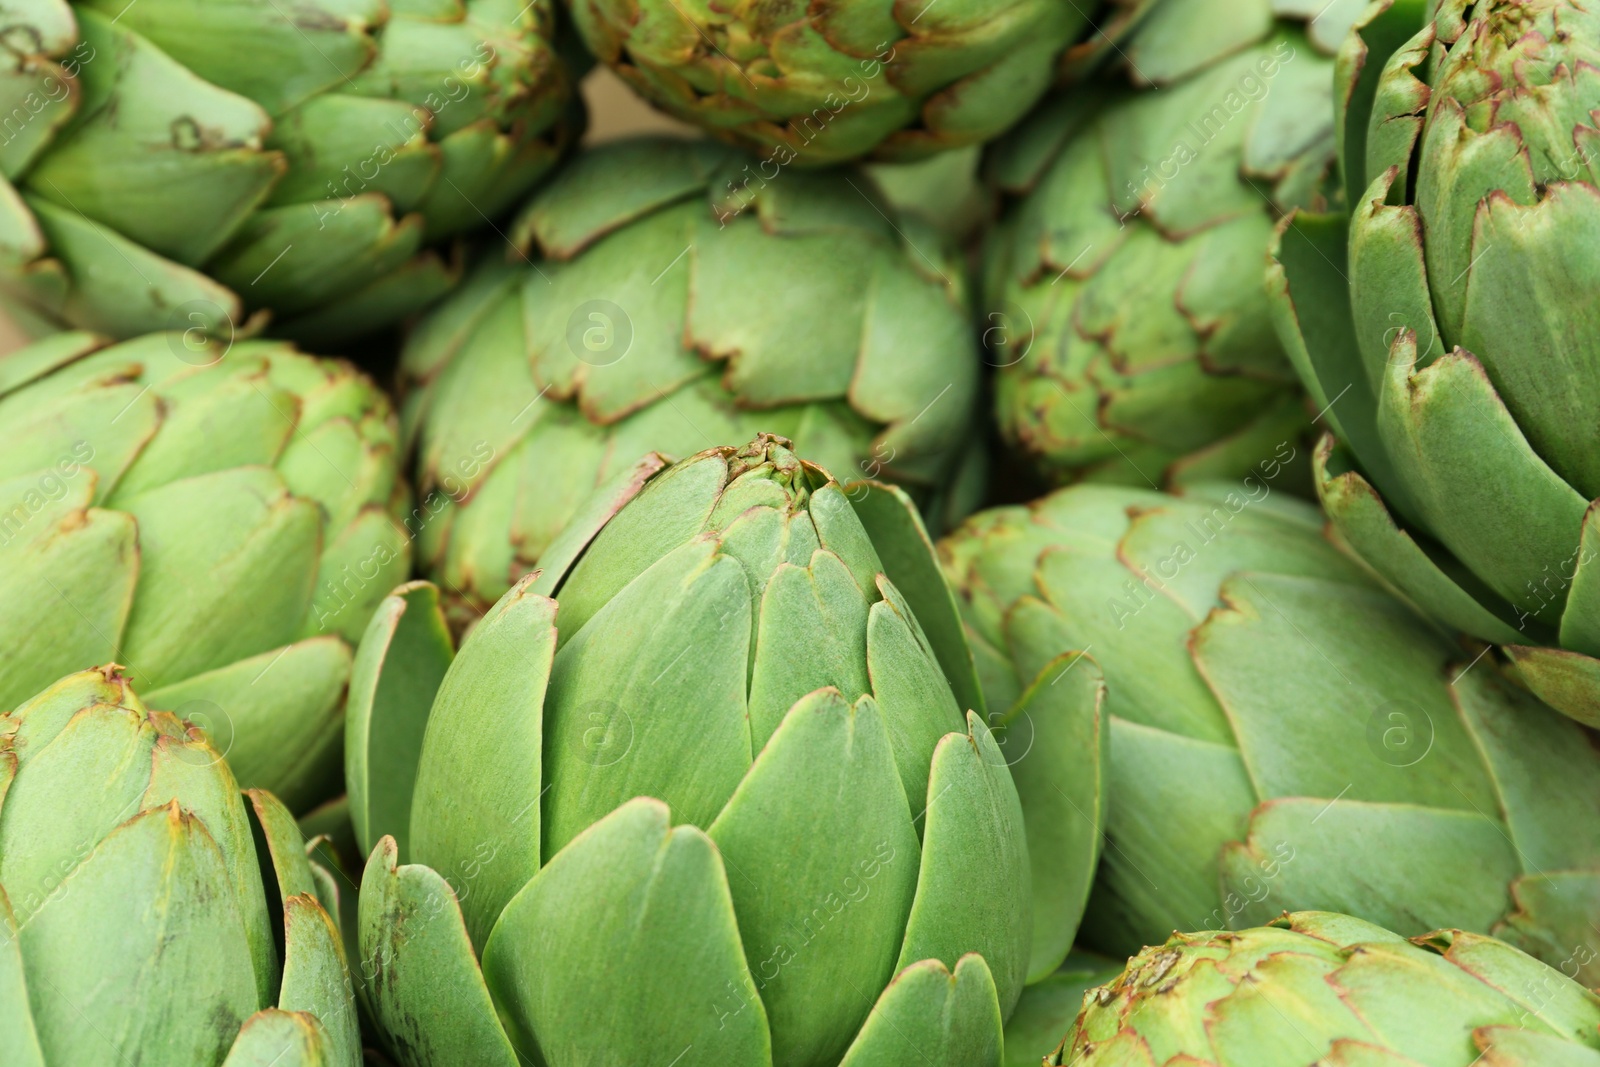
[402, 138, 983, 628]
[0, 330, 412, 810]
[940, 482, 1600, 984]
[564, 0, 1091, 164]
[347, 436, 1101, 1066]
[1269, 0, 1600, 729]
[0, 0, 577, 343]
[0, 667, 360, 1066]
[1053, 912, 1600, 1065]
[984, 0, 1368, 489]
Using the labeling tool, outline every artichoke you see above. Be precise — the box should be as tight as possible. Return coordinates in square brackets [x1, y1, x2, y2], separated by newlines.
[1053, 912, 1600, 1065]
[402, 138, 983, 628]
[0, 666, 360, 1066]
[0, 330, 412, 810]
[564, 0, 1091, 164]
[1269, 0, 1600, 729]
[0, 0, 577, 344]
[984, 0, 1369, 490]
[940, 482, 1600, 984]
[347, 435, 1102, 1066]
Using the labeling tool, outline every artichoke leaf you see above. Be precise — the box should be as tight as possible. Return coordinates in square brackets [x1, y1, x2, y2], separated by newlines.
[26, 10, 282, 265]
[745, 549, 871, 752]
[0, 885, 45, 1067]
[278, 894, 360, 1067]
[845, 479, 985, 718]
[0, 699, 156, 927]
[145, 734, 276, 1002]
[19, 804, 260, 1065]
[145, 637, 350, 813]
[481, 798, 773, 1067]
[1372, 339, 1588, 630]
[21, 196, 244, 338]
[864, 592, 966, 812]
[409, 575, 555, 951]
[207, 195, 426, 313]
[346, 581, 454, 860]
[0, 482, 134, 709]
[1476, 1030, 1600, 1067]
[837, 955, 1003, 1067]
[1002, 652, 1107, 983]
[358, 838, 520, 1067]
[894, 713, 1031, 1021]
[117, 467, 321, 687]
[544, 538, 753, 857]
[1311, 436, 1528, 647]
[1218, 798, 1520, 937]
[220, 1008, 330, 1067]
[707, 689, 921, 1067]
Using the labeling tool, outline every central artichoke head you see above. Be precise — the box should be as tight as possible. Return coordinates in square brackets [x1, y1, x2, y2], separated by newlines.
[348, 435, 1036, 1065]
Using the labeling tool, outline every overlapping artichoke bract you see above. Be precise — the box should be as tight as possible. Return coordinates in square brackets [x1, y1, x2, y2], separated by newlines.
[1268, 0, 1600, 729]
[0, 667, 360, 1067]
[1052, 912, 1600, 1065]
[940, 483, 1600, 985]
[565, 0, 1090, 165]
[0, 331, 411, 811]
[983, 0, 1369, 490]
[347, 436, 1100, 1066]
[401, 138, 983, 629]
[0, 0, 577, 344]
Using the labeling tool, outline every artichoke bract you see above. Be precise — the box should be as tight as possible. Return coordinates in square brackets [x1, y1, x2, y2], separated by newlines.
[0, 667, 360, 1066]
[402, 138, 983, 628]
[348, 436, 1102, 1066]
[940, 483, 1600, 984]
[0, 0, 577, 344]
[1269, 0, 1600, 728]
[984, 0, 1368, 490]
[1052, 912, 1600, 1065]
[0, 331, 412, 811]
[565, 0, 1090, 164]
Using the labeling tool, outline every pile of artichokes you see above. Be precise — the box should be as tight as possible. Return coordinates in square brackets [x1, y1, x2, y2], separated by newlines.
[2, 0, 1599, 1064]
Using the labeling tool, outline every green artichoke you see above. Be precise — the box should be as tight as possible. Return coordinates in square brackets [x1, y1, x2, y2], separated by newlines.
[1269, 0, 1600, 729]
[564, 0, 1090, 165]
[0, 330, 412, 811]
[0, 0, 577, 344]
[984, 0, 1369, 490]
[348, 436, 1102, 1066]
[940, 482, 1600, 984]
[402, 138, 983, 628]
[0, 666, 360, 1066]
[1053, 912, 1600, 1065]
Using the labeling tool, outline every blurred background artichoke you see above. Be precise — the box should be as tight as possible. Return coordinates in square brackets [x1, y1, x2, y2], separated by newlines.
[0, 0, 579, 345]
[400, 137, 982, 626]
